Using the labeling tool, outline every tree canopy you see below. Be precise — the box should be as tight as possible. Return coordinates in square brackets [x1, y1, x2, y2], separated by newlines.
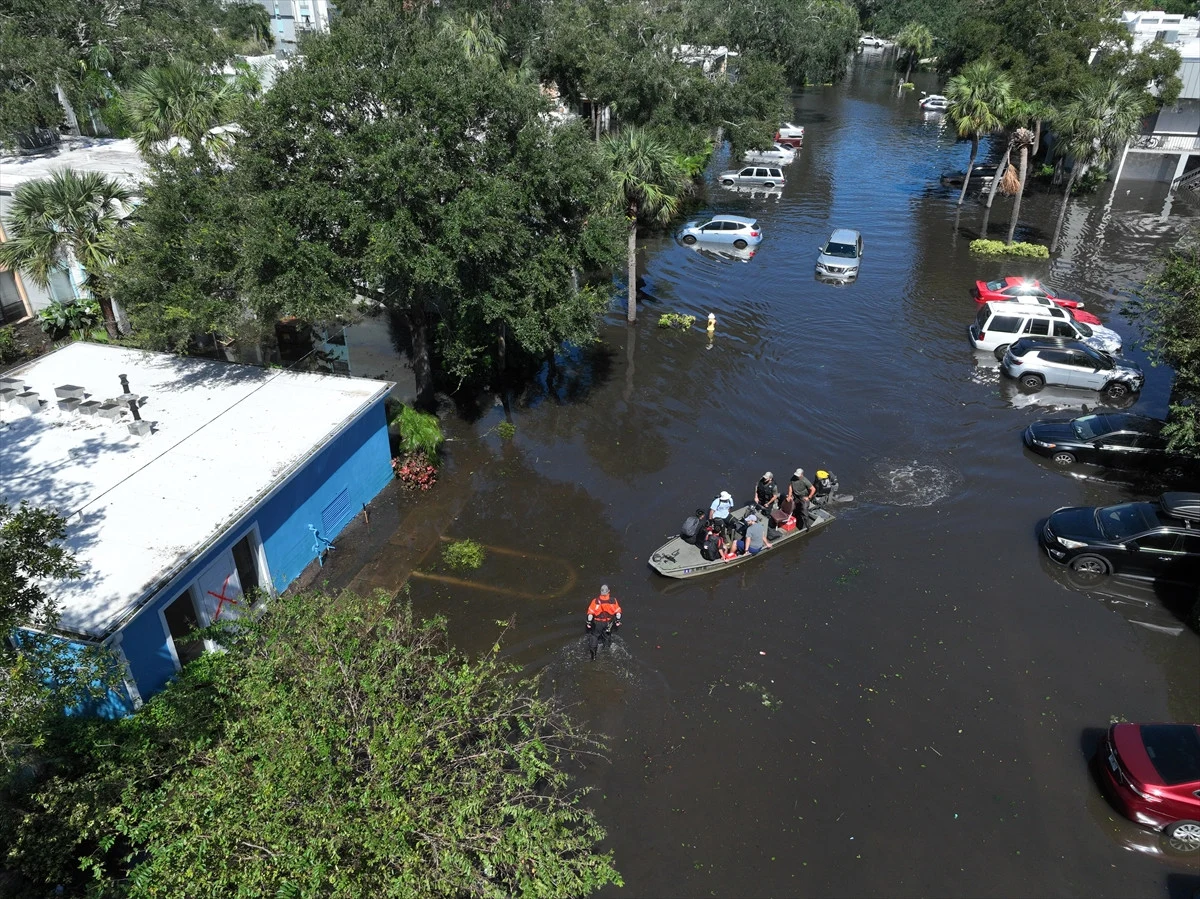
[1, 590, 619, 897]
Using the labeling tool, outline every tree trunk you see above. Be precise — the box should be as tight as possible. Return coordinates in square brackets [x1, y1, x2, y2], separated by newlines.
[97, 295, 120, 340]
[985, 153, 1009, 209]
[1005, 146, 1030, 246]
[1049, 165, 1080, 255]
[55, 83, 81, 137]
[958, 135, 979, 205]
[404, 303, 435, 409]
[903, 54, 913, 84]
[1032, 119, 1042, 158]
[496, 320, 506, 377]
[626, 216, 638, 323]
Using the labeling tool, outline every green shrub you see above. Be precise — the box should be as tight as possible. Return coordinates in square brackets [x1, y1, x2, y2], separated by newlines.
[442, 538, 486, 570]
[657, 312, 696, 330]
[900, 82, 914, 90]
[0, 325, 18, 364]
[392, 405, 444, 464]
[38, 298, 101, 340]
[496, 421, 516, 440]
[969, 239, 1049, 259]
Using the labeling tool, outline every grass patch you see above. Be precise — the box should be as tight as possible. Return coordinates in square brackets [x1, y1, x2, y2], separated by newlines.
[442, 539, 486, 571]
[969, 239, 1049, 259]
[496, 421, 516, 440]
[658, 312, 696, 330]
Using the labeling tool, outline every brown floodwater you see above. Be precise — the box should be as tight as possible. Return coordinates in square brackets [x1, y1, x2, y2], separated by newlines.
[315, 54, 1200, 898]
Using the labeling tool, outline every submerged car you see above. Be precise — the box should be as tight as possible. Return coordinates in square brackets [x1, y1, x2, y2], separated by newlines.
[678, 215, 763, 249]
[1094, 723, 1200, 849]
[815, 228, 863, 281]
[742, 143, 796, 165]
[1001, 337, 1143, 400]
[970, 301, 1122, 359]
[1023, 412, 1199, 473]
[974, 277, 1100, 324]
[774, 123, 805, 147]
[718, 165, 785, 188]
[1040, 491, 1200, 580]
[919, 93, 950, 112]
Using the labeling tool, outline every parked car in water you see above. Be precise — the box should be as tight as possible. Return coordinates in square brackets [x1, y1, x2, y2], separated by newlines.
[742, 143, 796, 165]
[678, 215, 763, 249]
[774, 123, 805, 147]
[941, 164, 999, 189]
[1094, 722, 1200, 850]
[1040, 491, 1200, 580]
[919, 93, 950, 112]
[1023, 412, 1199, 474]
[974, 277, 1100, 324]
[969, 302, 1122, 359]
[1001, 338, 1143, 400]
[815, 228, 862, 281]
[718, 165, 785, 188]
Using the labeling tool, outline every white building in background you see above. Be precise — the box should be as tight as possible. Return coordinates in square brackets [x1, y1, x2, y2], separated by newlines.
[258, 0, 334, 55]
[1103, 10, 1200, 193]
[0, 138, 146, 326]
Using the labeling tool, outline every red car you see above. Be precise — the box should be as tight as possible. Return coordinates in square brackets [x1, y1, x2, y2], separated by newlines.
[973, 277, 1102, 325]
[1095, 722, 1200, 847]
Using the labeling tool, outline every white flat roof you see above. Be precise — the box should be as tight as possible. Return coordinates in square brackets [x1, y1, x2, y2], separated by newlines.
[0, 137, 147, 191]
[0, 343, 392, 639]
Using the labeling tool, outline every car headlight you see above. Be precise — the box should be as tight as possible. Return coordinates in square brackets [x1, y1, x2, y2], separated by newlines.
[1031, 438, 1056, 448]
[1057, 537, 1089, 549]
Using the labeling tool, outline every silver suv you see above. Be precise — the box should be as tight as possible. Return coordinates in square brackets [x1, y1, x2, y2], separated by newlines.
[1000, 337, 1143, 400]
[718, 165, 785, 187]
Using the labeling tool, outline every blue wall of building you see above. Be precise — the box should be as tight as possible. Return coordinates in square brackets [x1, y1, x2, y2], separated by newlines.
[112, 396, 394, 711]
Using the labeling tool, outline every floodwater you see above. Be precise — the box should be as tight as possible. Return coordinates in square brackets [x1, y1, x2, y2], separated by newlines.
[316, 53, 1200, 898]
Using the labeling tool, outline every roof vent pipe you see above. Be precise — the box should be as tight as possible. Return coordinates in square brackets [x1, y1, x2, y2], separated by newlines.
[119, 373, 130, 394]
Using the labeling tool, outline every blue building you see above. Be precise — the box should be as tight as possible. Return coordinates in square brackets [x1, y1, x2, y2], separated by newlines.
[0, 342, 394, 713]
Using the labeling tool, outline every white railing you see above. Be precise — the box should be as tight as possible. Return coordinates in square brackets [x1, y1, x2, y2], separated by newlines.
[1129, 133, 1200, 152]
[1173, 167, 1200, 192]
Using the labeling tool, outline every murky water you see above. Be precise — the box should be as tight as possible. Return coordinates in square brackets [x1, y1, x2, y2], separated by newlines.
[319, 54, 1200, 898]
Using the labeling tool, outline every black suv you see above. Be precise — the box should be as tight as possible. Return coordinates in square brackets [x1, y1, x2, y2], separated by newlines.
[1023, 412, 1200, 475]
[1040, 492, 1200, 581]
[1000, 337, 1143, 399]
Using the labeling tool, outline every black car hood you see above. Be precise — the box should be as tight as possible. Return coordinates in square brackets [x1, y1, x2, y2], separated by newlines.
[1047, 506, 1103, 540]
[1028, 421, 1077, 443]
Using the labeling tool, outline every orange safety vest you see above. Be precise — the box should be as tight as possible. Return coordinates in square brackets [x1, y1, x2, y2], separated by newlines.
[586, 595, 622, 622]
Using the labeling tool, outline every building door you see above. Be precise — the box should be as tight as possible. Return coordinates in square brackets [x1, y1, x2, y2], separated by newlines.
[194, 531, 266, 624]
[162, 589, 204, 666]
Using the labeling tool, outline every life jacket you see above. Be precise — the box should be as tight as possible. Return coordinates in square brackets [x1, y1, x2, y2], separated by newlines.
[755, 480, 777, 505]
[587, 595, 622, 622]
[700, 531, 722, 561]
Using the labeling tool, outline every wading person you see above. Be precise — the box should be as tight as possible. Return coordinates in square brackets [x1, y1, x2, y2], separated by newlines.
[586, 585, 623, 660]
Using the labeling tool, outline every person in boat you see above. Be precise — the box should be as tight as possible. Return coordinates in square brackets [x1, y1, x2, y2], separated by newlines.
[735, 513, 771, 556]
[754, 471, 780, 512]
[812, 470, 839, 508]
[789, 468, 816, 525]
[585, 584, 622, 660]
[708, 489, 736, 541]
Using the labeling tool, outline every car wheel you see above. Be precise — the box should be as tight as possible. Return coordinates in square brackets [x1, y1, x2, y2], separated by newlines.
[1069, 554, 1111, 576]
[1020, 373, 1045, 390]
[764, 181, 776, 188]
[1103, 381, 1131, 400]
[1050, 450, 1076, 466]
[1166, 820, 1200, 848]
[993, 344, 1011, 361]
[733, 239, 748, 249]
[682, 235, 696, 245]
[721, 178, 735, 186]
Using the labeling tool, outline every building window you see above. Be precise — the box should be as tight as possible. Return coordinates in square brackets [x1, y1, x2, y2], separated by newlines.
[163, 589, 204, 666]
[231, 532, 262, 602]
[0, 270, 27, 324]
[46, 266, 77, 302]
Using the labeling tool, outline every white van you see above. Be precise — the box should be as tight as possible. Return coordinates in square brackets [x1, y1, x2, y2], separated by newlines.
[969, 301, 1121, 360]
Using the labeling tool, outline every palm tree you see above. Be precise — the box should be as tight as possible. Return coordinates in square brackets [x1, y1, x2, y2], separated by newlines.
[1049, 81, 1145, 253]
[1004, 127, 1036, 245]
[895, 23, 933, 86]
[439, 11, 507, 64]
[946, 60, 1013, 204]
[0, 170, 132, 339]
[124, 61, 245, 156]
[601, 128, 687, 324]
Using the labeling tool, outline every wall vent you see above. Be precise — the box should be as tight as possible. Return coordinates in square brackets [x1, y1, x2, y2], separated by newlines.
[321, 488, 351, 536]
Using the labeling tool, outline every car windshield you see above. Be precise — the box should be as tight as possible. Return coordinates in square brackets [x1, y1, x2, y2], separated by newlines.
[1096, 503, 1154, 540]
[1138, 725, 1200, 785]
[1075, 322, 1094, 337]
[1071, 415, 1108, 440]
[824, 241, 857, 258]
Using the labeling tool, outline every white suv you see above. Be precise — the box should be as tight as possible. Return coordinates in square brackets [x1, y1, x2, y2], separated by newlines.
[1000, 337, 1144, 400]
[718, 166, 785, 187]
[969, 301, 1121, 360]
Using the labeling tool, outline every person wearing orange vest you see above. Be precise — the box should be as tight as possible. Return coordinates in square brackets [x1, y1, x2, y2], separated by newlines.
[586, 584, 622, 660]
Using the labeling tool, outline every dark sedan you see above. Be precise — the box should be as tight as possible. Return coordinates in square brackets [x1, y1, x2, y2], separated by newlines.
[1040, 492, 1200, 580]
[1023, 412, 1200, 474]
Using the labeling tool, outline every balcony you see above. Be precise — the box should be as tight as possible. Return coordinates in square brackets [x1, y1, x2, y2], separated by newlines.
[1127, 133, 1200, 154]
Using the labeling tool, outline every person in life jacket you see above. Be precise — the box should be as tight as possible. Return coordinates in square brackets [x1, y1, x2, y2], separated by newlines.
[753, 471, 779, 513]
[586, 584, 622, 660]
[812, 469, 839, 508]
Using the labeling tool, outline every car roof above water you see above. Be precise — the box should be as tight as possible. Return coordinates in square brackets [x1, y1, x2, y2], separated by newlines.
[828, 228, 860, 242]
[712, 214, 758, 226]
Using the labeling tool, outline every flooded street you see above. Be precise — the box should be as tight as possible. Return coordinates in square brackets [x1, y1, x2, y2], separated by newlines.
[319, 54, 1200, 897]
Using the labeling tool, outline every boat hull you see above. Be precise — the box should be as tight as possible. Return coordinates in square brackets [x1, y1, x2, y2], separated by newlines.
[648, 505, 836, 579]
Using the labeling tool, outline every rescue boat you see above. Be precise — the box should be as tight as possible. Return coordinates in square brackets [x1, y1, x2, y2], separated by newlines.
[647, 503, 835, 579]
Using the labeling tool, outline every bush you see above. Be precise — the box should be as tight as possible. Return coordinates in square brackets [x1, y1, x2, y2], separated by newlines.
[969, 239, 1049, 259]
[392, 451, 437, 490]
[37, 298, 101, 340]
[442, 539, 486, 570]
[392, 405, 444, 463]
[657, 312, 696, 330]
[496, 421, 516, 440]
[0, 325, 18, 364]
